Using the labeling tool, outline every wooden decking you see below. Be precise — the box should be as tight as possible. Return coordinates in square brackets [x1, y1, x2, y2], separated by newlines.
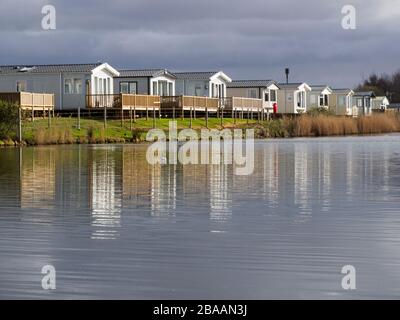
[86, 94, 160, 110]
[160, 96, 220, 112]
[0, 92, 54, 110]
[224, 97, 263, 111]
[86, 94, 266, 115]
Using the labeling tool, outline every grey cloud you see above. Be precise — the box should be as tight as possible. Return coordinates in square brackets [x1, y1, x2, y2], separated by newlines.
[0, 0, 399, 87]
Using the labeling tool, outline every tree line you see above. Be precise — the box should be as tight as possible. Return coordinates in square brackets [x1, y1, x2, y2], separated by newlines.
[356, 70, 400, 103]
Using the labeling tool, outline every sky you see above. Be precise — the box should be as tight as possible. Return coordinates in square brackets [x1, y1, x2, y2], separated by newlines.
[0, 0, 399, 87]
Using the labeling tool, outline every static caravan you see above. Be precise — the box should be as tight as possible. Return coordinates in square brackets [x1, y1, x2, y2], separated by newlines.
[114, 69, 176, 96]
[226, 80, 279, 113]
[277, 83, 311, 114]
[174, 71, 232, 98]
[0, 63, 119, 110]
[308, 85, 333, 109]
[372, 96, 390, 112]
[353, 91, 376, 116]
[329, 89, 356, 116]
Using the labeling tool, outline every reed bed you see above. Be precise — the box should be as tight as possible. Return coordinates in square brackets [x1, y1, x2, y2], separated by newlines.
[32, 127, 75, 145]
[262, 113, 400, 138]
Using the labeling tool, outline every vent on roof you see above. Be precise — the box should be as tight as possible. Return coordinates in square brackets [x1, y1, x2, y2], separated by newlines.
[18, 66, 36, 72]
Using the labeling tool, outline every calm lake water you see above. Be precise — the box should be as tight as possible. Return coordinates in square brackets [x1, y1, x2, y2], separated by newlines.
[0, 135, 400, 299]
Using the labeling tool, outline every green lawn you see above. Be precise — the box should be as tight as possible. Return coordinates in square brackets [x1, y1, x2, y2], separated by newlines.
[21, 117, 259, 144]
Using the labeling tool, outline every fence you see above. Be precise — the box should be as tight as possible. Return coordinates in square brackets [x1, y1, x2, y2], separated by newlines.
[0, 92, 54, 110]
[86, 94, 160, 110]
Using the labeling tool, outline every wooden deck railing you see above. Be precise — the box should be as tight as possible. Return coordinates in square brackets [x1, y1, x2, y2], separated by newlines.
[86, 94, 160, 110]
[160, 96, 220, 112]
[0, 92, 54, 109]
[224, 97, 263, 111]
[121, 94, 160, 110]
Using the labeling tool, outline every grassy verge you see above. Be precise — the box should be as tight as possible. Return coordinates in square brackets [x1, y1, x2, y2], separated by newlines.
[1, 114, 399, 146]
[19, 117, 256, 145]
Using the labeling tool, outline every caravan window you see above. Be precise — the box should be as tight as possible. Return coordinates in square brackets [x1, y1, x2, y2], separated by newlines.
[65, 78, 82, 94]
[270, 90, 277, 101]
[338, 96, 346, 107]
[152, 82, 158, 95]
[16, 80, 27, 92]
[75, 79, 82, 94]
[64, 79, 73, 94]
[120, 82, 137, 94]
[248, 89, 258, 99]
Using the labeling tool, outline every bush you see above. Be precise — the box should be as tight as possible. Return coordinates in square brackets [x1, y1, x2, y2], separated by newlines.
[0, 100, 19, 139]
[131, 128, 146, 142]
[306, 107, 335, 117]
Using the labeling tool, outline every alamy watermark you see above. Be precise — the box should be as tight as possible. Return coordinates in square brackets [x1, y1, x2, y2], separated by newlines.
[146, 121, 255, 176]
[341, 265, 356, 290]
[41, 264, 56, 290]
[341, 5, 356, 30]
[41, 5, 56, 30]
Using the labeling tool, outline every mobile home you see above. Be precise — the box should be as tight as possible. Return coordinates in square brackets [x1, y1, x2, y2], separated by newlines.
[353, 91, 376, 116]
[174, 71, 232, 98]
[372, 96, 390, 112]
[329, 89, 356, 116]
[114, 69, 176, 96]
[0, 63, 120, 110]
[307, 85, 332, 109]
[226, 80, 279, 113]
[277, 83, 311, 114]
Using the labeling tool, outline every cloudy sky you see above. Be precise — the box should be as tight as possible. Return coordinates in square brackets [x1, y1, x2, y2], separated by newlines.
[0, 0, 399, 87]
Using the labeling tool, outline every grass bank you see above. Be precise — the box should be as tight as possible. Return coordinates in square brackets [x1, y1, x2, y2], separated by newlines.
[0, 114, 399, 146]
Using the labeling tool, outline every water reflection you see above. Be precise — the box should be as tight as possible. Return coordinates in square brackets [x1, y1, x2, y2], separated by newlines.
[1, 136, 400, 298]
[0, 137, 399, 236]
[20, 147, 56, 209]
[89, 147, 122, 240]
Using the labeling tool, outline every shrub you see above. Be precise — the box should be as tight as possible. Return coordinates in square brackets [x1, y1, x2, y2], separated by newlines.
[0, 100, 19, 139]
[131, 128, 146, 142]
[306, 107, 335, 117]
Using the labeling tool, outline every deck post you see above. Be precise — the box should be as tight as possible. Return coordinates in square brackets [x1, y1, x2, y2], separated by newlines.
[17, 107, 22, 143]
[247, 109, 249, 124]
[77, 106, 81, 130]
[48, 107, 51, 128]
[153, 107, 156, 129]
[220, 107, 223, 126]
[257, 107, 260, 124]
[181, 97, 185, 120]
[172, 105, 175, 120]
[190, 106, 193, 129]
[205, 107, 208, 128]
[193, 97, 196, 119]
[104, 104, 107, 129]
[121, 107, 124, 127]
[133, 107, 136, 123]
[241, 107, 244, 119]
[130, 107, 133, 130]
[146, 107, 149, 121]
[31, 105, 34, 122]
